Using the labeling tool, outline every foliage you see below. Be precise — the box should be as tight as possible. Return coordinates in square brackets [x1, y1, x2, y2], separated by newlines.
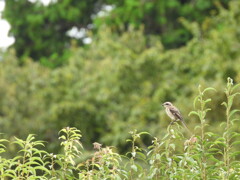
[0, 79, 240, 179]
[99, 0, 230, 48]
[3, 0, 231, 66]
[1, 1, 240, 179]
[1, 1, 240, 155]
[3, 0, 97, 67]
[188, 86, 216, 179]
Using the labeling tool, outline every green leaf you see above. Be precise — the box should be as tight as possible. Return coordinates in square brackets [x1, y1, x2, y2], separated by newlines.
[230, 132, 240, 139]
[232, 83, 240, 91]
[131, 164, 138, 172]
[208, 155, 220, 162]
[188, 111, 199, 117]
[202, 87, 216, 94]
[214, 141, 226, 147]
[221, 102, 227, 108]
[205, 98, 212, 103]
[139, 132, 151, 136]
[229, 109, 240, 119]
[136, 152, 146, 160]
[231, 141, 240, 146]
[169, 143, 175, 151]
[230, 151, 240, 157]
[193, 95, 200, 109]
[220, 122, 227, 127]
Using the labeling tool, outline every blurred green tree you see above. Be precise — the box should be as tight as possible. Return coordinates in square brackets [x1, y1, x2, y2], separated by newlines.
[3, 0, 97, 67]
[3, 0, 230, 67]
[100, 0, 230, 48]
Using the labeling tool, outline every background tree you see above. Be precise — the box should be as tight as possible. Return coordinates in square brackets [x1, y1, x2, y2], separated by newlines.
[3, 0, 98, 67]
[99, 0, 230, 48]
[3, 0, 230, 67]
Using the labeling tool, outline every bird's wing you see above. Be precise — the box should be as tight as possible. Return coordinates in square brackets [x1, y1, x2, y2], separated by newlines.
[168, 106, 193, 135]
[169, 106, 183, 121]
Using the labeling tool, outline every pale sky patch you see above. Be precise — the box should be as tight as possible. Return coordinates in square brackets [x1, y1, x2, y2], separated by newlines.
[0, 1, 14, 49]
[28, 0, 57, 6]
[0, 19, 15, 48]
[66, 27, 86, 39]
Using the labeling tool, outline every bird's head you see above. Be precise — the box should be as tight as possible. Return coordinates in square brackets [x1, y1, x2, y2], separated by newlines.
[162, 102, 173, 108]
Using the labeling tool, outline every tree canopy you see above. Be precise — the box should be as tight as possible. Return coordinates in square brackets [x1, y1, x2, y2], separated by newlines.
[3, 0, 230, 67]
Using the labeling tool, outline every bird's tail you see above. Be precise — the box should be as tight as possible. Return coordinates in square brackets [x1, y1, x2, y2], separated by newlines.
[181, 119, 192, 135]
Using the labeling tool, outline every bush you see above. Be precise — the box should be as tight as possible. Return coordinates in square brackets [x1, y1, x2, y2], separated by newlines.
[0, 78, 240, 179]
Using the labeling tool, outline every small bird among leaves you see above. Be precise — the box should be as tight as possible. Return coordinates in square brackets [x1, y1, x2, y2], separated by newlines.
[162, 102, 192, 134]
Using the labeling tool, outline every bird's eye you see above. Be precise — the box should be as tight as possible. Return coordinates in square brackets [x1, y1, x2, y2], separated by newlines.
[164, 102, 171, 106]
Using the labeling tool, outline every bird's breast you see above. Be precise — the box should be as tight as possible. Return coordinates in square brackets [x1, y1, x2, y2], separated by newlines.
[166, 108, 175, 120]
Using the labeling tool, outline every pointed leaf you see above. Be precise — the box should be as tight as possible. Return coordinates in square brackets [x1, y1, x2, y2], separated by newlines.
[202, 87, 216, 94]
[188, 111, 199, 117]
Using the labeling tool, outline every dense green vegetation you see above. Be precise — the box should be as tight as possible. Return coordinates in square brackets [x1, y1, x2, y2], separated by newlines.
[1, 0, 240, 179]
[3, 0, 230, 66]
[1, 0, 240, 154]
[0, 79, 240, 179]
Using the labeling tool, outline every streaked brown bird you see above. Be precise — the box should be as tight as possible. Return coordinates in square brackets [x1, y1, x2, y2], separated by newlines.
[162, 102, 191, 134]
